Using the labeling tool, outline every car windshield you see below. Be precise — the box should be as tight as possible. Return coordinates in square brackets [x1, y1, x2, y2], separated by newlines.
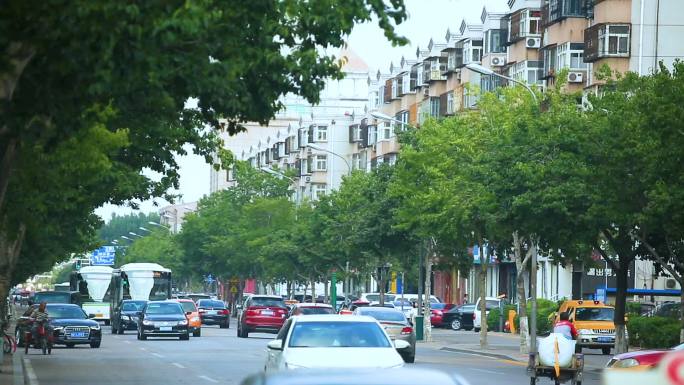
[145, 303, 183, 315]
[198, 300, 225, 308]
[298, 307, 335, 315]
[365, 294, 396, 302]
[46, 305, 86, 319]
[485, 300, 500, 309]
[179, 301, 197, 312]
[288, 321, 391, 348]
[250, 297, 285, 307]
[35, 292, 71, 303]
[575, 307, 614, 321]
[122, 301, 146, 312]
[359, 309, 406, 323]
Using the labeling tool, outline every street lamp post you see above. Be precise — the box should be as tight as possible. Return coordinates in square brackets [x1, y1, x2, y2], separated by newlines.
[465, 62, 540, 359]
[306, 144, 351, 176]
[369, 111, 416, 130]
[128, 232, 144, 238]
[148, 221, 170, 230]
[138, 226, 151, 233]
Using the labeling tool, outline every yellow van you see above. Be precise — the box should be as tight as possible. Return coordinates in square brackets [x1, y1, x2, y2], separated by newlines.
[555, 300, 617, 355]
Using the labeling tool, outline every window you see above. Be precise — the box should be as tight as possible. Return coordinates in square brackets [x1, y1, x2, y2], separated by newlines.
[600, 25, 630, 56]
[351, 153, 360, 170]
[368, 124, 378, 145]
[381, 122, 393, 140]
[391, 78, 398, 98]
[312, 183, 327, 200]
[557, 42, 586, 70]
[313, 155, 327, 171]
[446, 92, 454, 114]
[509, 9, 541, 42]
[378, 85, 385, 105]
[349, 124, 361, 143]
[511, 60, 544, 85]
[463, 40, 483, 64]
[485, 29, 506, 54]
[415, 65, 423, 88]
[429, 97, 440, 117]
[315, 125, 328, 142]
[542, 45, 558, 76]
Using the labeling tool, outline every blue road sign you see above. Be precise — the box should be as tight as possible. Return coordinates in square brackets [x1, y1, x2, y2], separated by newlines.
[90, 246, 116, 266]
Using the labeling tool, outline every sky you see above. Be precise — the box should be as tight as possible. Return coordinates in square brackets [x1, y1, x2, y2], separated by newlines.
[95, 0, 489, 222]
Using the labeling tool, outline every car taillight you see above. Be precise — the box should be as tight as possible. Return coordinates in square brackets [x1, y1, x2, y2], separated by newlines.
[401, 327, 413, 335]
[220, 309, 229, 315]
[246, 308, 259, 316]
[473, 314, 476, 320]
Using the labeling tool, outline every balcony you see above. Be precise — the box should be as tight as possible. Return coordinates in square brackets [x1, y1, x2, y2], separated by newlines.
[584, 23, 631, 62]
[541, 0, 593, 28]
[507, 9, 541, 44]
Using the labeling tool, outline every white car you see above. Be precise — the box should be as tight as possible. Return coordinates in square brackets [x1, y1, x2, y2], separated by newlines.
[360, 293, 397, 304]
[264, 315, 409, 371]
[472, 297, 503, 332]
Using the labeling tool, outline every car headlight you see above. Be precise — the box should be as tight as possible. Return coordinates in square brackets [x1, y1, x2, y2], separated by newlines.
[142, 319, 153, 326]
[190, 317, 200, 322]
[178, 320, 188, 326]
[53, 326, 63, 332]
[578, 329, 593, 335]
[610, 358, 639, 368]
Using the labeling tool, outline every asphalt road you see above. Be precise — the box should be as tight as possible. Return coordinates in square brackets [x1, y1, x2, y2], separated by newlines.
[22, 323, 603, 385]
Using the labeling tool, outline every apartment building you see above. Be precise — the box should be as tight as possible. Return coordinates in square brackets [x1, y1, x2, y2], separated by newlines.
[210, 48, 370, 203]
[358, 0, 684, 304]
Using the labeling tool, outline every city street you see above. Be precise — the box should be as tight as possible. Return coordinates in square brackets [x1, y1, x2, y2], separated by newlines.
[20, 324, 604, 385]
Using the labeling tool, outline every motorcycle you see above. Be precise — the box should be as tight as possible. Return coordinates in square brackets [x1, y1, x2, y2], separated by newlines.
[24, 319, 53, 355]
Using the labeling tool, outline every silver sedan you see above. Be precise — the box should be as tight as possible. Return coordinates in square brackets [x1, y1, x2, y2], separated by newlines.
[353, 306, 416, 363]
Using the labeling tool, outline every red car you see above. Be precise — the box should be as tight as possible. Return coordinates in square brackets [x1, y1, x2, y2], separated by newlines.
[430, 303, 455, 328]
[237, 295, 288, 338]
[607, 343, 684, 370]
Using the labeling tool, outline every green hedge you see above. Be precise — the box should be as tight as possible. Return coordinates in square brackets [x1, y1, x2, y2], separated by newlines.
[486, 299, 558, 334]
[627, 316, 680, 349]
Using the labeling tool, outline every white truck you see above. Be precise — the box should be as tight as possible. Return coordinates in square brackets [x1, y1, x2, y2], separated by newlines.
[76, 266, 114, 325]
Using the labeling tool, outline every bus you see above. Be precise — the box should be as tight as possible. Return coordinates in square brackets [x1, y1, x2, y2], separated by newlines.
[109, 263, 172, 320]
[70, 266, 114, 324]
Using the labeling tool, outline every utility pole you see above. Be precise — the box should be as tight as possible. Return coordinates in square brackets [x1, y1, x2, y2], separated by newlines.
[416, 240, 424, 341]
[530, 242, 538, 357]
[424, 241, 433, 342]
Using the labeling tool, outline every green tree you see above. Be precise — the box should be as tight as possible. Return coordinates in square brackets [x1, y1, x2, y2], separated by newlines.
[122, 228, 189, 287]
[0, 1, 407, 315]
[97, 212, 161, 245]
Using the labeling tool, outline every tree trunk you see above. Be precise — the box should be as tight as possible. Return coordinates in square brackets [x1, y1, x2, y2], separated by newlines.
[513, 231, 529, 353]
[310, 277, 316, 303]
[379, 276, 385, 307]
[614, 258, 629, 353]
[324, 278, 329, 303]
[424, 246, 433, 342]
[0, 223, 27, 322]
[478, 240, 488, 349]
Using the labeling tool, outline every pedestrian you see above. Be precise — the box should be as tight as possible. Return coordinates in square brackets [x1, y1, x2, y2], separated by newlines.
[462, 293, 468, 304]
[553, 312, 577, 340]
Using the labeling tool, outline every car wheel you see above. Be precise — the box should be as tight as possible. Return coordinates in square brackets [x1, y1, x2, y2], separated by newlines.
[220, 320, 228, 329]
[110, 323, 117, 334]
[139, 331, 146, 341]
[575, 346, 582, 353]
[451, 319, 462, 331]
[237, 325, 245, 338]
[66, 343, 75, 348]
[90, 341, 101, 348]
[180, 333, 190, 341]
[602, 347, 611, 355]
[193, 329, 201, 337]
[117, 324, 124, 335]
[474, 328, 480, 333]
[403, 353, 416, 363]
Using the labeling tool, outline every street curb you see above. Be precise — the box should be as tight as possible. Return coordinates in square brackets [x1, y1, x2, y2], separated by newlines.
[440, 347, 523, 362]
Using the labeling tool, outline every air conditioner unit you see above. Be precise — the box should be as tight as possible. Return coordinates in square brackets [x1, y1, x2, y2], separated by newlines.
[423, 87, 429, 97]
[666, 279, 677, 289]
[567, 72, 584, 83]
[490, 55, 506, 67]
[305, 176, 311, 182]
[526, 37, 541, 48]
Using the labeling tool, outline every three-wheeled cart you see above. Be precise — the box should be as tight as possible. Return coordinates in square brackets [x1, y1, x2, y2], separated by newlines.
[527, 352, 584, 385]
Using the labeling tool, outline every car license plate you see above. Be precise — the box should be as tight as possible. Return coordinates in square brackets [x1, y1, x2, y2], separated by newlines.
[70, 332, 86, 338]
[95, 314, 103, 317]
[207, 310, 217, 315]
[160, 326, 172, 331]
[261, 310, 274, 316]
[597, 337, 613, 343]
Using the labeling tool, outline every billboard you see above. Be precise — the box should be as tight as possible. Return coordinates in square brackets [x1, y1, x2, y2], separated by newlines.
[90, 246, 116, 266]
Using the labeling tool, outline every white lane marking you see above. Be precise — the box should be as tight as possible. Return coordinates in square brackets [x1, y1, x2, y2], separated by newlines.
[139, 347, 147, 351]
[470, 368, 501, 375]
[198, 375, 219, 383]
[151, 352, 164, 358]
[124, 340, 131, 344]
[23, 358, 40, 385]
[172, 362, 186, 369]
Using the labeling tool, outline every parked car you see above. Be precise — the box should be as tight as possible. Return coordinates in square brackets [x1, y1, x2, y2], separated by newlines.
[188, 293, 212, 303]
[177, 299, 202, 337]
[353, 307, 415, 363]
[197, 299, 230, 329]
[359, 293, 397, 304]
[15, 303, 101, 348]
[442, 304, 475, 331]
[111, 299, 147, 334]
[289, 303, 335, 317]
[473, 297, 505, 332]
[396, 294, 442, 305]
[264, 315, 409, 371]
[393, 299, 416, 320]
[242, 368, 471, 385]
[654, 302, 680, 319]
[137, 300, 190, 341]
[238, 295, 288, 338]
[606, 343, 684, 370]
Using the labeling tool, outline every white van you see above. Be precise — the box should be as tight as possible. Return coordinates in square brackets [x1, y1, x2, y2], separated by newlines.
[394, 294, 442, 304]
[472, 297, 503, 332]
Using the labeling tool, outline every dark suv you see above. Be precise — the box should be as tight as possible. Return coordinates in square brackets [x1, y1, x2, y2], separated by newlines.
[111, 300, 147, 334]
[237, 295, 287, 338]
[197, 299, 230, 328]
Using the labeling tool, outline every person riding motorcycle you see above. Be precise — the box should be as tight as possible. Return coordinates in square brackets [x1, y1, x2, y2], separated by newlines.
[553, 311, 577, 340]
[29, 302, 51, 344]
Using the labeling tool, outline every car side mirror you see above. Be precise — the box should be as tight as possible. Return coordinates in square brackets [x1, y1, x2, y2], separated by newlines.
[394, 340, 410, 350]
[267, 339, 283, 351]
